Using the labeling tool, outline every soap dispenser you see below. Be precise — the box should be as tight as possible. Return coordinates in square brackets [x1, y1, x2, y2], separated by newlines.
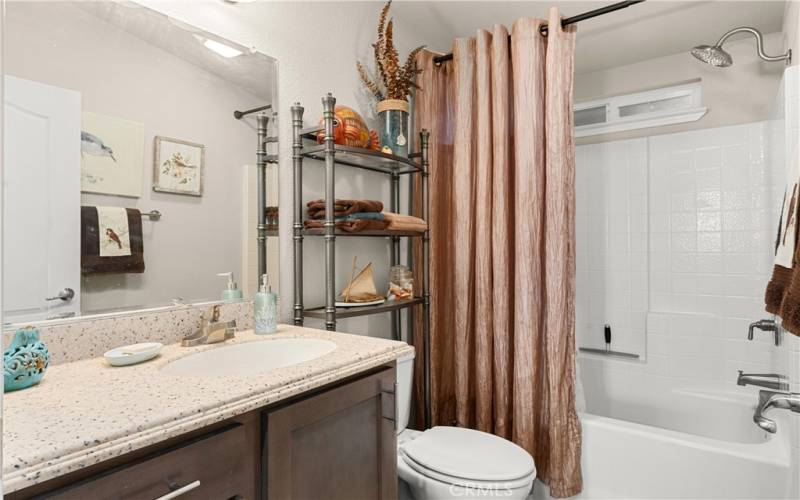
[217, 272, 243, 303]
[254, 274, 278, 334]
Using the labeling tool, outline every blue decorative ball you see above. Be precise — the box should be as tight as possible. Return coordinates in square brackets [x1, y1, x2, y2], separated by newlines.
[4, 327, 50, 392]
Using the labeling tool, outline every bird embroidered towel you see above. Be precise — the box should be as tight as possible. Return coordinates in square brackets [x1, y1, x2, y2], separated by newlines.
[81, 207, 145, 274]
[97, 207, 131, 257]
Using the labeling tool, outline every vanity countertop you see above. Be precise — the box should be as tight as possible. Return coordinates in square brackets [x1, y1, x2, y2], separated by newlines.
[2, 325, 414, 493]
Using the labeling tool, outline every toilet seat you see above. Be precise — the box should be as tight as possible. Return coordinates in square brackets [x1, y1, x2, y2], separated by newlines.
[398, 426, 536, 489]
[400, 450, 536, 489]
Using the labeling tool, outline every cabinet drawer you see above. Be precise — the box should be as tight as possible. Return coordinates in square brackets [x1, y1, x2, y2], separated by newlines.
[40, 423, 249, 500]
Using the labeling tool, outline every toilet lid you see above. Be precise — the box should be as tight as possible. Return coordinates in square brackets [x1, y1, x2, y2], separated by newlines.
[400, 450, 536, 490]
[400, 426, 536, 483]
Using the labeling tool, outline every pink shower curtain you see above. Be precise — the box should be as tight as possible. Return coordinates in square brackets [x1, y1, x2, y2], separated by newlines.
[412, 8, 582, 497]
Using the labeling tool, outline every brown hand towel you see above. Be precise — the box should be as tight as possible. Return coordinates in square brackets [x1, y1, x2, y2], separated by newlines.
[81, 207, 145, 274]
[382, 212, 428, 233]
[765, 173, 800, 336]
[306, 199, 384, 219]
[304, 218, 389, 233]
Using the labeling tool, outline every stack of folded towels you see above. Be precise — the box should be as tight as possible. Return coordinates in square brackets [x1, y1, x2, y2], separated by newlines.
[304, 199, 428, 234]
[382, 212, 428, 233]
[305, 199, 388, 232]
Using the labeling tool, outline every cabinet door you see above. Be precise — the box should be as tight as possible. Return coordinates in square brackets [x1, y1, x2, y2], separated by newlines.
[266, 367, 397, 500]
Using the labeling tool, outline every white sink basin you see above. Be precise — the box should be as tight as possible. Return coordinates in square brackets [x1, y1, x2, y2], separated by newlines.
[160, 338, 337, 377]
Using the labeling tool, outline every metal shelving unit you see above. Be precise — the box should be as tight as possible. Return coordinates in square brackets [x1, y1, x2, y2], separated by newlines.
[292, 93, 431, 427]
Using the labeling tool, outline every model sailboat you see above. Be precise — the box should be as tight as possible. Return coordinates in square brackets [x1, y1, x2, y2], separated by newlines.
[337, 258, 385, 306]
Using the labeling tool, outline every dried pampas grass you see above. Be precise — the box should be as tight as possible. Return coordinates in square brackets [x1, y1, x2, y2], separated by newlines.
[357, 0, 424, 102]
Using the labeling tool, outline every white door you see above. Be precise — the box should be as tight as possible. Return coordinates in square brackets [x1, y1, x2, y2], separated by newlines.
[3, 75, 81, 322]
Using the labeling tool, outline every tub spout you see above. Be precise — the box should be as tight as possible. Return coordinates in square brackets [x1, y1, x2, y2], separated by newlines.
[737, 371, 789, 391]
[753, 414, 777, 433]
[753, 390, 800, 434]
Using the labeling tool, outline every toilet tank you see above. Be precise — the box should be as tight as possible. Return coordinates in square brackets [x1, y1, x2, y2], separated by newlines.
[396, 350, 415, 433]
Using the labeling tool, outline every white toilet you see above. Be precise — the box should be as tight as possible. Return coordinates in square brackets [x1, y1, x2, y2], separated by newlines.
[395, 352, 536, 499]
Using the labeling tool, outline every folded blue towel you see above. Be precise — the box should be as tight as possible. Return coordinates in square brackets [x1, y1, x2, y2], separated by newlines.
[336, 212, 385, 221]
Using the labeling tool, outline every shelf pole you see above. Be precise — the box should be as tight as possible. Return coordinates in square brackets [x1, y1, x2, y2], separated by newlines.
[420, 129, 431, 429]
[291, 104, 305, 326]
[256, 113, 269, 282]
[391, 172, 401, 341]
[322, 94, 337, 331]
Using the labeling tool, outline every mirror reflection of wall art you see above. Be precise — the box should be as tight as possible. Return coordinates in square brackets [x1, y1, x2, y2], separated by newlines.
[153, 136, 205, 197]
[81, 111, 145, 197]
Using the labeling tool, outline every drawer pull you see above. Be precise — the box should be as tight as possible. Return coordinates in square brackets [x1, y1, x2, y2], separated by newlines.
[155, 480, 201, 500]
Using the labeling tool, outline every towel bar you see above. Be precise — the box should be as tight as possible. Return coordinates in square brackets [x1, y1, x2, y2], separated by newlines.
[141, 210, 162, 220]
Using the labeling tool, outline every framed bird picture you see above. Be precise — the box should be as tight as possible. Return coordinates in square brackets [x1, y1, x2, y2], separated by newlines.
[152, 136, 205, 197]
[81, 111, 145, 197]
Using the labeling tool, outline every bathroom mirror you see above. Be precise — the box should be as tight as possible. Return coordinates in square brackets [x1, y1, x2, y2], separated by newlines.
[2, 1, 279, 324]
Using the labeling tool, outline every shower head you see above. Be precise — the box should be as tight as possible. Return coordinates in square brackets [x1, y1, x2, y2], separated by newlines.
[690, 27, 791, 67]
[690, 44, 733, 67]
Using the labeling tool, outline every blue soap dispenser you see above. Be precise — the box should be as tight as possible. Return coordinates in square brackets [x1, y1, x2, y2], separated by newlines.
[254, 273, 278, 334]
[217, 272, 243, 303]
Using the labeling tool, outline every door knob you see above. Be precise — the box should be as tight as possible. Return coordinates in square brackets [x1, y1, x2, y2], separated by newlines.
[45, 288, 75, 302]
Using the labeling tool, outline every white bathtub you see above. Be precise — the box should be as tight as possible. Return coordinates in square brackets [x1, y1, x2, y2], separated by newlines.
[534, 385, 793, 499]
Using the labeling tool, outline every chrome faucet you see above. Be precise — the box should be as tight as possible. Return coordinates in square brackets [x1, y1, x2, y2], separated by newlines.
[737, 371, 789, 391]
[753, 389, 800, 433]
[181, 305, 237, 347]
[747, 319, 780, 346]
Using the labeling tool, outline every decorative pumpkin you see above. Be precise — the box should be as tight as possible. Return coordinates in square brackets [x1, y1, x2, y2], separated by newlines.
[317, 105, 380, 151]
[4, 326, 49, 392]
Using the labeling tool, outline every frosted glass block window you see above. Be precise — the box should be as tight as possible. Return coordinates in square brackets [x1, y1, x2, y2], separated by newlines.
[575, 105, 607, 127]
[618, 94, 693, 118]
[574, 82, 706, 137]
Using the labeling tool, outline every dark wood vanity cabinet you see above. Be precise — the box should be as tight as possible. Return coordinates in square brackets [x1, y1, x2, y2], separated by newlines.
[9, 365, 396, 500]
[265, 366, 397, 500]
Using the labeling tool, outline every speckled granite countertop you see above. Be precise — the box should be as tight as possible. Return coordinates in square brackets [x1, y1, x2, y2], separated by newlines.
[3, 325, 414, 493]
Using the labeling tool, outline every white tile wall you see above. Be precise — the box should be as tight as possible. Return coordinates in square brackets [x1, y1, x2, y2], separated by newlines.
[576, 139, 649, 357]
[577, 120, 787, 384]
[648, 121, 780, 322]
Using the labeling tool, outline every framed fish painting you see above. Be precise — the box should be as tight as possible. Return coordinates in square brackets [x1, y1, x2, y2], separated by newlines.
[81, 111, 145, 197]
[152, 136, 205, 197]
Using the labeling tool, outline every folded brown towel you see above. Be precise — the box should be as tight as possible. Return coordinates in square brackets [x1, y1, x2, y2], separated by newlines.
[382, 212, 427, 233]
[81, 207, 145, 274]
[304, 218, 389, 233]
[306, 199, 384, 219]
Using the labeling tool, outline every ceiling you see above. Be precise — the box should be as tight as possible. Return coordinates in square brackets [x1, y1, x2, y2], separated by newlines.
[76, 1, 276, 100]
[391, 0, 787, 74]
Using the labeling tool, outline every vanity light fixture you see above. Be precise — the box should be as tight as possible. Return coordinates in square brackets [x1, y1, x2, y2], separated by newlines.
[193, 35, 243, 58]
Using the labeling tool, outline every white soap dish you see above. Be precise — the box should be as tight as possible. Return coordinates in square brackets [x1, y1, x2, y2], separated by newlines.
[104, 342, 163, 367]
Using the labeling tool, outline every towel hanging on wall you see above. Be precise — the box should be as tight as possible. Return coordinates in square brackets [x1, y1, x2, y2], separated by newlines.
[81, 206, 145, 274]
[765, 154, 800, 336]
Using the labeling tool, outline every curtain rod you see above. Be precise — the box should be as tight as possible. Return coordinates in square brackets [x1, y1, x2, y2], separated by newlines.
[432, 0, 645, 65]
